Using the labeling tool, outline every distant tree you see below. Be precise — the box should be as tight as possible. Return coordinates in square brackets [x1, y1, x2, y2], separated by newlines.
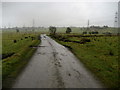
[103, 25, 108, 28]
[90, 26, 102, 29]
[66, 27, 72, 34]
[16, 27, 19, 33]
[49, 26, 56, 35]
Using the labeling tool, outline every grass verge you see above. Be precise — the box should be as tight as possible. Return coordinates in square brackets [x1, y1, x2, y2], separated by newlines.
[50, 34, 119, 88]
[2, 34, 40, 88]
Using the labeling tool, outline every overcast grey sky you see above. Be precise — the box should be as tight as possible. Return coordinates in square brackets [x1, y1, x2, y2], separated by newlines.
[1, 0, 119, 27]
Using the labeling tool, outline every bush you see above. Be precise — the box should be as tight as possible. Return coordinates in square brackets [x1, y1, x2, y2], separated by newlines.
[25, 37, 28, 39]
[13, 40, 17, 43]
[109, 50, 114, 56]
[31, 37, 35, 40]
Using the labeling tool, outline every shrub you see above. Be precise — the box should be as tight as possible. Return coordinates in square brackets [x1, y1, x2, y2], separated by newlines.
[25, 37, 28, 39]
[109, 50, 114, 56]
[13, 40, 17, 43]
[31, 37, 35, 40]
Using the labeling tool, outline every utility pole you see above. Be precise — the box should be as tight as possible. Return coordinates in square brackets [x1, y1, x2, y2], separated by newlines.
[87, 20, 90, 34]
[118, 1, 120, 28]
[87, 20, 89, 29]
[32, 19, 35, 32]
[114, 12, 118, 28]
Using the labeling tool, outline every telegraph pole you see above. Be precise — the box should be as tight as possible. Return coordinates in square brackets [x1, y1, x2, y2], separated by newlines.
[114, 12, 118, 28]
[87, 20, 90, 34]
[87, 20, 89, 29]
[32, 19, 35, 32]
[118, 1, 120, 28]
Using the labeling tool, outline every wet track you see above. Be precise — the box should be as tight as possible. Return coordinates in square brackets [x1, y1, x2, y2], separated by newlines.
[13, 34, 103, 88]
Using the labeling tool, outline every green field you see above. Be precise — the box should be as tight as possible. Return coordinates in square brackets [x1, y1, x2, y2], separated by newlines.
[50, 33, 119, 88]
[55, 27, 118, 34]
[2, 31, 41, 88]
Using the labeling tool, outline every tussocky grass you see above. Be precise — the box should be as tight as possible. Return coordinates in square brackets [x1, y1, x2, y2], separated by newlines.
[50, 34, 119, 88]
[2, 31, 41, 88]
